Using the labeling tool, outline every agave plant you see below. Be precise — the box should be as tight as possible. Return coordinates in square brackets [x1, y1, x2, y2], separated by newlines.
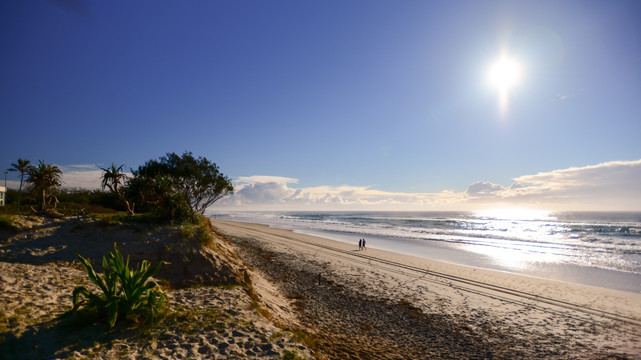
[72, 243, 169, 328]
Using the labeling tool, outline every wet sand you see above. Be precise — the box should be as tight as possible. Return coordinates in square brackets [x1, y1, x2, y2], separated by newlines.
[213, 219, 641, 359]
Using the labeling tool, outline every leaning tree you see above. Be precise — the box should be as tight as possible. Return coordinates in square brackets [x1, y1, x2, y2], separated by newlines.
[11, 158, 32, 207]
[99, 163, 135, 215]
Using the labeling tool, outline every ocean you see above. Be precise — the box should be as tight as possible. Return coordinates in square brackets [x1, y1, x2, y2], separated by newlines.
[209, 210, 641, 293]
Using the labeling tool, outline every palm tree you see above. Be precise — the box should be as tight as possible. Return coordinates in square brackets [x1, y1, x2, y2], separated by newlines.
[26, 161, 62, 212]
[100, 163, 135, 215]
[11, 158, 32, 207]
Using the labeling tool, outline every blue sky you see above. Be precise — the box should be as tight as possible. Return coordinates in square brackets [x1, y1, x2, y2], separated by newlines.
[1, 1, 640, 211]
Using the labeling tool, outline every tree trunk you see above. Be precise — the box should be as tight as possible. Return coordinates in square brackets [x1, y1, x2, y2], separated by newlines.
[18, 174, 24, 207]
[40, 189, 46, 211]
[124, 200, 135, 215]
[115, 190, 135, 215]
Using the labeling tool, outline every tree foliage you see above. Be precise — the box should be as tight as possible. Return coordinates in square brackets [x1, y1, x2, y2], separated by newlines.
[99, 163, 135, 215]
[26, 160, 62, 211]
[10, 158, 32, 207]
[129, 152, 233, 223]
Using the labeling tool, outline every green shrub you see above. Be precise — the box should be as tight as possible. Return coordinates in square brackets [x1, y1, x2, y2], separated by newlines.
[180, 214, 215, 247]
[282, 349, 306, 360]
[128, 152, 233, 224]
[0, 214, 17, 231]
[72, 243, 169, 328]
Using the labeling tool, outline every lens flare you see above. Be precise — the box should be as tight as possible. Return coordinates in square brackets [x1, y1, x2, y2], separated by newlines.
[487, 54, 523, 116]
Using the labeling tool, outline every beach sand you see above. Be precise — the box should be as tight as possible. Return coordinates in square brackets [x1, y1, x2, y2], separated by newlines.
[212, 219, 641, 359]
[0, 216, 313, 359]
[2, 215, 640, 359]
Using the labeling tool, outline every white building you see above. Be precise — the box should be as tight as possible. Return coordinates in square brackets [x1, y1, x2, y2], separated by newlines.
[0, 186, 5, 206]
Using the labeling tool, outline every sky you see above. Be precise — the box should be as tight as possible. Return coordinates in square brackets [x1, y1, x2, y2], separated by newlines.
[1, 0, 640, 211]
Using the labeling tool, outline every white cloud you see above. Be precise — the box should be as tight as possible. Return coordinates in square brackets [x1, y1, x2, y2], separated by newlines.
[465, 181, 506, 196]
[3, 165, 106, 190]
[502, 159, 641, 210]
[60, 169, 104, 189]
[236, 175, 299, 185]
[59, 165, 135, 189]
[64, 164, 101, 170]
[234, 182, 298, 204]
[57, 165, 134, 189]
[552, 93, 570, 102]
[219, 177, 468, 211]
[17, 160, 639, 211]
[218, 160, 641, 211]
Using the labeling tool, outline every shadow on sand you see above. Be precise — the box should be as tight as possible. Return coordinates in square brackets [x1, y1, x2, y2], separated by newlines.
[0, 311, 141, 360]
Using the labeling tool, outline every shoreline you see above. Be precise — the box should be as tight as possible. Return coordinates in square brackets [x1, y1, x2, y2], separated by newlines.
[210, 212, 641, 294]
[2, 215, 640, 358]
[293, 227, 641, 294]
[212, 219, 641, 359]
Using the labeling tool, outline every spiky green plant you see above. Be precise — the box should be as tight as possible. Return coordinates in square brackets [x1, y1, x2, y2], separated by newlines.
[72, 243, 169, 328]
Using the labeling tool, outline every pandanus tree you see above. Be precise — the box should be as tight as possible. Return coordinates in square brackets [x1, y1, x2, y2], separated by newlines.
[11, 158, 32, 207]
[26, 161, 62, 212]
[99, 163, 135, 215]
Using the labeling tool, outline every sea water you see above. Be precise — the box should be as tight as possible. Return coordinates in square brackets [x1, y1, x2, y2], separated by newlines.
[209, 211, 641, 293]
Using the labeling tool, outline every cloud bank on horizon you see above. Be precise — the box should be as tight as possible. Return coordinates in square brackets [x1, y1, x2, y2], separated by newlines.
[5, 160, 639, 212]
[217, 159, 641, 211]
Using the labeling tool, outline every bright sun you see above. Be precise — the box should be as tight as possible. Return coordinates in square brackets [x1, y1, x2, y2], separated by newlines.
[487, 55, 522, 92]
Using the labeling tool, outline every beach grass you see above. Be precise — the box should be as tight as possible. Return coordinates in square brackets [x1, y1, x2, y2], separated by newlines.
[282, 349, 307, 360]
[139, 305, 227, 342]
[290, 329, 321, 353]
[0, 212, 318, 359]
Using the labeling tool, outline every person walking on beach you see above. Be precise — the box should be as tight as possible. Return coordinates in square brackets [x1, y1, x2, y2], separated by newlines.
[362, 238, 366, 251]
[358, 239, 363, 251]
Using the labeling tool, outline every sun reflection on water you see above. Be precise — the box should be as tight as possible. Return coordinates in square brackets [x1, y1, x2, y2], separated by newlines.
[464, 243, 564, 270]
[465, 208, 565, 270]
[474, 208, 553, 221]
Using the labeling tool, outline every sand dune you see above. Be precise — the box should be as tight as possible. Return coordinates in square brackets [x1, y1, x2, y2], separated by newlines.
[0, 216, 313, 359]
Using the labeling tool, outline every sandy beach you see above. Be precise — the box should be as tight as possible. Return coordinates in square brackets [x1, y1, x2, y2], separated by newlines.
[212, 219, 641, 359]
[2, 215, 640, 359]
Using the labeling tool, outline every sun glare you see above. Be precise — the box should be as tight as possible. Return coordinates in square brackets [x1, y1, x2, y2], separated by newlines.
[487, 56, 521, 92]
[475, 208, 552, 221]
[487, 53, 522, 114]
